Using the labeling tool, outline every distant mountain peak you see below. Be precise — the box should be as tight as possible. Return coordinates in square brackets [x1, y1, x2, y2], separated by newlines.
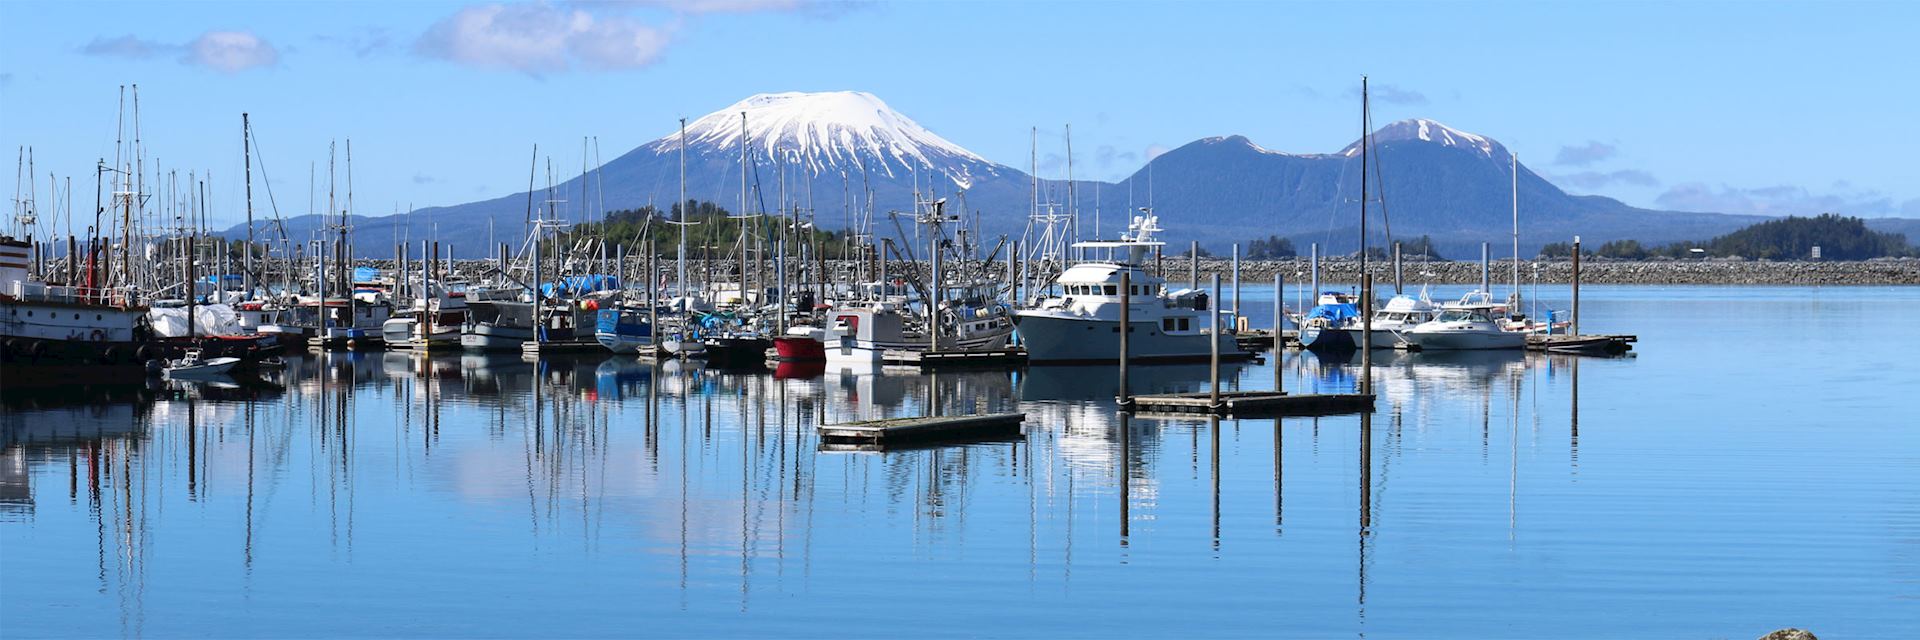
[1340, 118, 1505, 160]
[1197, 134, 1288, 156]
[652, 91, 996, 182]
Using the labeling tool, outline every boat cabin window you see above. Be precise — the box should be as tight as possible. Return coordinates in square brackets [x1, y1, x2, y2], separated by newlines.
[1162, 318, 1176, 331]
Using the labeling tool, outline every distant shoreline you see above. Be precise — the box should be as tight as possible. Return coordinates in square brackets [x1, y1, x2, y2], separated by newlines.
[1183, 257, 1920, 286]
[394, 256, 1920, 287]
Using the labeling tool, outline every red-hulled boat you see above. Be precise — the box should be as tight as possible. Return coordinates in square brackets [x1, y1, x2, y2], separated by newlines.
[772, 326, 825, 362]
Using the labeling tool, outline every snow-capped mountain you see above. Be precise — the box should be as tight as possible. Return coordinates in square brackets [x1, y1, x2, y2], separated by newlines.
[230, 92, 1786, 257]
[1338, 118, 1506, 161]
[654, 91, 1005, 187]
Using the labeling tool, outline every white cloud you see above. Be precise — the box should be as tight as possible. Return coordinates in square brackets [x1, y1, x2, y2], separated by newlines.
[186, 31, 280, 72]
[1554, 169, 1658, 189]
[81, 30, 279, 72]
[1145, 144, 1169, 160]
[612, 0, 865, 17]
[415, 2, 671, 74]
[1656, 182, 1899, 216]
[1553, 141, 1616, 167]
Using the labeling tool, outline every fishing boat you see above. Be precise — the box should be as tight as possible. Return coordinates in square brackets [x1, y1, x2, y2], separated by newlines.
[381, 309, 417, 346]
[772, 325, 827, 361]
[463, 300, 535, 352]
[702, 333, 772, 368]
[1013, 215, 1244, 364]
[0, 235, 161, 367]
[592, 306, 653, 354]
[162, 348, 240, 378]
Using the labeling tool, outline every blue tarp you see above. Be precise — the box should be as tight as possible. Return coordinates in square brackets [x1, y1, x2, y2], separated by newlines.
[538, 274, 621, 297]
[1304, 302, 1359, 325]
[353, 266, 381, 282]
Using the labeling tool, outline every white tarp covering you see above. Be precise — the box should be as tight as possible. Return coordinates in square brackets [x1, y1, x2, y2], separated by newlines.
[148, 304, 244, 337]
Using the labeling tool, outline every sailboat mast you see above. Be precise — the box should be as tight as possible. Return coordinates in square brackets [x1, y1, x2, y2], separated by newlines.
[739, 111, 749, 307]
[678, 118, 687, 299]
[1511, 152, 1521, 307]
[1359, 75, 1370, 287]
[243, 113, 254, 300]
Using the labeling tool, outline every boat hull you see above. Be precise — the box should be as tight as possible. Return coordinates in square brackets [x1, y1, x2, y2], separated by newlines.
[1401, 329, 1526, 351]
[462, 324, 533, 352]
[702, 337, 771, 369]
[1013, 313, 1246, 364]
[772, 336, 825, 361]
[1300, 326, 1356, 351]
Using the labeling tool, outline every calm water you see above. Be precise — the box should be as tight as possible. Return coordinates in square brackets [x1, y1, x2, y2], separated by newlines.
[3, 285, 1915, 638]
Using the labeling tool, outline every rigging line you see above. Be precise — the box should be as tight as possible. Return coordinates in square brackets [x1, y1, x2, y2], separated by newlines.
[246, 128, 290, 243]
[1370, 119, 1394, 247]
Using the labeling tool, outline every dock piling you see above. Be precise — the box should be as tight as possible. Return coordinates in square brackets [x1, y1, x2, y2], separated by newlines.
[1210, 274, 1221, 407]
[1273, 273, 1283, 394]
[1231, 243, 1241, 321]
[1189, 240, 1199, 290]
[1360, 274, 1373, 395]
[1572, 235, 1582, 336]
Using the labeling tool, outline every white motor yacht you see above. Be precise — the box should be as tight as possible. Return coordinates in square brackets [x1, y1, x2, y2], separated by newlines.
[1399, 303, 1527, 350]
[1013, 214, 1244, 364]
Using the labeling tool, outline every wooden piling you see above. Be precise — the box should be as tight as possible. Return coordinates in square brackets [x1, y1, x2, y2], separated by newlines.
[1273, 273, 1283, 394]
[1231, 243, 1241, 320]
[1210, 274, 1221, 407]
[1572, 235, 1582, 336]
[1360, 274, 1373, 395]
[1189, 240, 1199, 290]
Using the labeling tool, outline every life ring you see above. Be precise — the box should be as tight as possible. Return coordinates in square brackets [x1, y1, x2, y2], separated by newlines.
[91, 329, 107, 342]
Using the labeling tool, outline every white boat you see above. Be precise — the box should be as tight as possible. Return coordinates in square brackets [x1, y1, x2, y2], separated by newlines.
[163, 349, 241, 378]
[1399, 304, 1527, 351]
[1013, 214, 1245, 364]
[1339, 291, 1440, 348]
[462, 300, 535, 352]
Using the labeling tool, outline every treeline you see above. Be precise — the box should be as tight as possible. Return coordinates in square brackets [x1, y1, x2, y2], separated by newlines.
[556, 200, 856, 259]
[1540, 214, 1915, 260]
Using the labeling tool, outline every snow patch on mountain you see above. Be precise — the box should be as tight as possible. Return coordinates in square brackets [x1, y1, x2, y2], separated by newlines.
[1341, 118, 1503, 159]
[1199, 135, 1293, 156]
[651, 91, 998, 183]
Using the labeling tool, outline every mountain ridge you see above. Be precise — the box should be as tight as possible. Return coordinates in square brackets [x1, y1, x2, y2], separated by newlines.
[225, 92, 1913, 258]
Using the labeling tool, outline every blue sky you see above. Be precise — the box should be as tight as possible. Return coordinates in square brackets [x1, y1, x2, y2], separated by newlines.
[2, 0, 1915, 229]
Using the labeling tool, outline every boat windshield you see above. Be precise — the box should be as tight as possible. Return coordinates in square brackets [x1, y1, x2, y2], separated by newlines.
[1436, 309, 1486, 323]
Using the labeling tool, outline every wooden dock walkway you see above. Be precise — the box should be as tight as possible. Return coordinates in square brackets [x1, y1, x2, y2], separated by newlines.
[1123, 391, 1373, 418]
[817, 412, 1026, 447]
[520, 339, 605, 356]
[881, 348, 1028, 369]
[1525, 334, 1636, 355]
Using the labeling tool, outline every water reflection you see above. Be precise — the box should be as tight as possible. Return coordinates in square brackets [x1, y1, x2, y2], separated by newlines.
[1, 341, 1611, 636]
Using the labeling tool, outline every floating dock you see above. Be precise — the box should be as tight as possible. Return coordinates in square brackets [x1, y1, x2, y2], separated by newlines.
[817, 412, 1026, 446]
[1526, 334, 1636, 355]
[520, 339, 605, 356]
[881, 348, 1028, 369]
[1123, 391, 1373, 418]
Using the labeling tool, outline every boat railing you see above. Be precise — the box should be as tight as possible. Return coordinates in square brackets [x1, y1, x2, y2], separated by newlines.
[7, 280, 141, 306]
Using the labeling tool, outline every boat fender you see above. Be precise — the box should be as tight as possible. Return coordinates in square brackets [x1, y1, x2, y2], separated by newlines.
[27, 339, 46, 358]
[102, 346, 124, 364]
[136, 345, 158, 361]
